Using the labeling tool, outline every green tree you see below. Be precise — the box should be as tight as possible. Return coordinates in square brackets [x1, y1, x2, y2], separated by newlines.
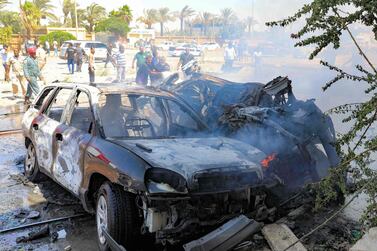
[0, 11, 22, 33]
[156, 8, 175, 36]
[179, 5, 195, 34]
[267, 0, 377, 226]
[109, 5, 132, 24]
[39, 31, 76, 46]
[0, 27, 12, 45]
[245, 16, 256, 33]
[62, 0, 74, 26]
[33, 0, 56, 21]
[82, 3, 106, 32]
[199, 12, 213, 36]
[137, 9, 157, 29]
[220, 8, 235, 27]
[95, 17, 129, 37]
[20, 0, 41, 39]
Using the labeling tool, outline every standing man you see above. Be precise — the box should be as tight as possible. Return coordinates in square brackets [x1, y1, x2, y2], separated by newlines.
[53, 40, 58, 57]
[36, 43, 47, 70]
[223, 42, 237, 72]
[65, 43, 76, 74]
[45, 40, 50, 56]
[1, 45, 10, 81]
[88, 47, 96, 85]
[132, 46, 148, 80]
[75, 43, 85, 72]
[177, 48, 194, 75]
[113, 45, 127, 82]
[104, 43, 113, 68]
[24, 47, 44, 104]
[7, 48, 26, 97]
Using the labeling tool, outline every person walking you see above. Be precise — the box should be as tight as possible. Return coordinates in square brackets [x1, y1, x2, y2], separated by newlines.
[88, 47, 96, 85]
[75, 43, 85, 72]
[23, 47, 44, 104]
[7, 48, 26, 97]
[136, 55, 160, 86]
[65, 43, 76, 74]
[223, 42, 237, 72]
[1, 45, 10, 82]
[36, 43, 47, 70]
[53, 40, 58, 57]
[113, 45, 127, 82]
[104, 43, 113, 68]
[177, 48, 194, 75]
[132, 46, 148, 72]
[45, 40, 50, 56]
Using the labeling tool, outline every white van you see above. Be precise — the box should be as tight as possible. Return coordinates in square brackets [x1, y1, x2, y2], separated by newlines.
[59, 40, 108, 61]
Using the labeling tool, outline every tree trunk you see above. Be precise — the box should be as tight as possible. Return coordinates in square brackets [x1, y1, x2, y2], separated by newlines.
[160, 22, 164, 36]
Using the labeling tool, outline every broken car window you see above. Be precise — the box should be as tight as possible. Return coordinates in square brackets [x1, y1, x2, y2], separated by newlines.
[98, 94, 201, 139]
[69, 91, 93, 133]
[44, 88, 73, 122]
[34, 87, 54, 110]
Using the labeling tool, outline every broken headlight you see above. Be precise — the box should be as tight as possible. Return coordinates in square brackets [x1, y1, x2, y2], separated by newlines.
[145, 168, 188, 194]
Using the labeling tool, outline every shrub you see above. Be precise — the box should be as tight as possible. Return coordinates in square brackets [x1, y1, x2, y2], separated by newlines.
[0, 27, 12, 45]
[39, 31, 76, 47]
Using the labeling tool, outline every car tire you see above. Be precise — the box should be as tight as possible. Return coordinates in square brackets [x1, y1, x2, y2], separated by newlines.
[96, 182, 140, 251]
[24, 142, 44, 182]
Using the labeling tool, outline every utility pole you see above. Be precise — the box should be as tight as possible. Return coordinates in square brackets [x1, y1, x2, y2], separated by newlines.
[74, 0, 79, 38]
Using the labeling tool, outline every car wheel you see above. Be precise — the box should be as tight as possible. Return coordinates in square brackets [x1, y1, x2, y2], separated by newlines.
[24, 142, 44, 182]
[96, 182, 140, 251]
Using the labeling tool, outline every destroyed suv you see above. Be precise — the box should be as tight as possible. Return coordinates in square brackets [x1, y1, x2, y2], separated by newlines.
[22, 83, 277, 250]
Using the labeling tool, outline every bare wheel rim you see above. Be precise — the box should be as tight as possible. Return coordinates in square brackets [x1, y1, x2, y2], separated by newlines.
[96, 195, 108, 245]
[25, 144, 36, 175]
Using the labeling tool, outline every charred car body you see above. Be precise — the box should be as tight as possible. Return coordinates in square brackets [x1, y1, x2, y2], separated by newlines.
[161, 74, 340, 193]
[22, 83, 280, 250]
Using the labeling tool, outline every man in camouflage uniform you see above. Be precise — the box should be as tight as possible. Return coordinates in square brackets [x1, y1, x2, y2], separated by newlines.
[23, 47, 45, 104]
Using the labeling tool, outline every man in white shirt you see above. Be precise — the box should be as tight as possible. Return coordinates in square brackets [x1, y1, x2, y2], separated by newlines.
[7, 48, 26, 96]
[36, 43, 47, 70]
[223, 42, 237, 72]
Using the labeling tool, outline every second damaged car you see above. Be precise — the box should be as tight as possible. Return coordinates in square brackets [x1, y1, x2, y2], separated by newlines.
[22, 83, 277, 250]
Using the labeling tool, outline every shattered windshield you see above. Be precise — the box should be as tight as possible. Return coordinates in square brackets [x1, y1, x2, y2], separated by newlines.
[98, 94, 203, 139]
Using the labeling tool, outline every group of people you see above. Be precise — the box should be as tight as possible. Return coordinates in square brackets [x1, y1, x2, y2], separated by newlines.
[105, 42, 171, 85]
[64, 43, 96, 84]
[133, 46, 170, 86]
[0, 44, 45, 104]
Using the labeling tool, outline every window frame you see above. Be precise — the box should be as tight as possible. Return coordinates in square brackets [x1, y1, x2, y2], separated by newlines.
[64, 87, 96, 135]
[42, 87, 75, 123]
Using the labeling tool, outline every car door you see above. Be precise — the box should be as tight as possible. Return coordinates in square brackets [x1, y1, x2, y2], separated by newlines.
[32, 87, 74, 175]
[51, 88, 94, 195]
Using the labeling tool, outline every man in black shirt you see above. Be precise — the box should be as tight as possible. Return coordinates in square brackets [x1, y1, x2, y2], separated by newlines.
[177, 48, 194, 75]
[65, 43, 76, 74]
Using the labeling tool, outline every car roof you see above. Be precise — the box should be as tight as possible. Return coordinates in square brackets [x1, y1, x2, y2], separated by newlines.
[44, 82, 175, 98]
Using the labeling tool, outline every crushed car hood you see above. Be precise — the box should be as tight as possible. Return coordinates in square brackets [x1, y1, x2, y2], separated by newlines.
[112, 137, 266, 180]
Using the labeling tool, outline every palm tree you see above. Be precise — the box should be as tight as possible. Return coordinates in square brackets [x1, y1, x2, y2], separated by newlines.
[245, 16, 256, 33]
[220, 8, 235, 27]
[83, 3, 106, 32]
[33, 0, 56, 20]
[199, 12, 213, 36]
[0, 0, 9, 9]
[110, 5, 132, 24]
[179, 5, 195, 34]
[156, 8, 175, 36]
[137, 9, 157, 29]
[62, 0, 74, 26]
[19, 0, 41, 39]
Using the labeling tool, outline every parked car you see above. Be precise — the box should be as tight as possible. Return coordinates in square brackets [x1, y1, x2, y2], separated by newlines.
[199, 42, 220, 51]
[168, 43, 202, 57]
[59, 40, 108, 61]
[157, 41, 175, 50]
[22, 83, 278, 249]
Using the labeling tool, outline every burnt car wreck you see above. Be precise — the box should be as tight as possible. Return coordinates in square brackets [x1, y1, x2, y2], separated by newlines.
[21, 73, 339, 250]
[161, 74, 340, 193]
